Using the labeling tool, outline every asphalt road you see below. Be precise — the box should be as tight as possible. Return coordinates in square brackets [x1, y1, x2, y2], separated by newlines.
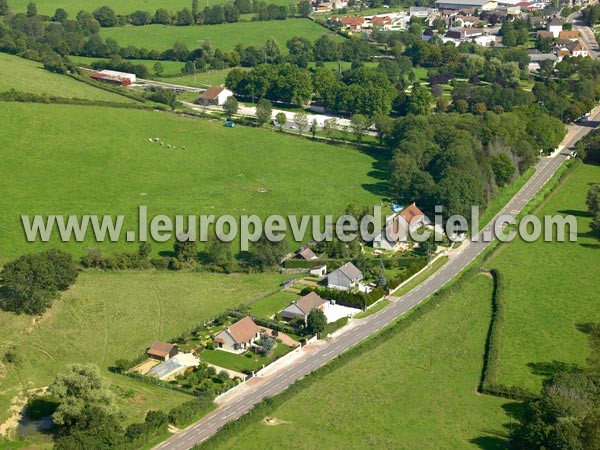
[155, 115, 600, 450]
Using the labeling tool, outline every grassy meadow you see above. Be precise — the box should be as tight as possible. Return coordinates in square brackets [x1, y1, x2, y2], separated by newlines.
[100, 20, 342, 51]
[210, 275, 511, 449]
[0, 102, 385, 259]
[7, 0, 294, 16]
[0, 53, 134, 103]
[0, 270, 286, 426]
[69, 55, 186, 76]
[488, 162, 600, 393]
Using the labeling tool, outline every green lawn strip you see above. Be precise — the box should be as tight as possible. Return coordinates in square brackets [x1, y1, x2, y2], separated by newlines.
[249, 291, 300, 319]
[69, 55, 185, 77]
[100, 20, 342, 52]
[7, 0, 294, 15]
[391, 255, 448, 297]
[485, 161, 600, 393]
[0, 53, 134, 103]
[353, 299, 390, 319]
[201, 344, 293, 373]
[196, 270, 509, 450]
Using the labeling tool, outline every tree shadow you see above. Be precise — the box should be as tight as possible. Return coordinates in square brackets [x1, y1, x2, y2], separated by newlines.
[358, 146, 394, 200]
[580, 243, 600, 250]
[557, 209, 592, 218]
[470, 401, 529, 449]
[527, 360, 581, 378]
[158, 250, 175, 258]
[470, 434, 507, 450]
[576, 322, 597, 334]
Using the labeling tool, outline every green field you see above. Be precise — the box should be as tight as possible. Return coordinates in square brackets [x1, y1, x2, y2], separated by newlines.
[159, 67, 249, 88]
[202, 343, 292, 372]
[100, 20, 342, 52]
[0, 102, 384, 259]
[210, 275, 510, 449]
[0, 270, 286, 426]
[249, 291, 299, 318]
[0, 53, 133, 103]
[7, 0, 294, 16]
[488, 162, 600, 392]
[69, 55, 185, 76]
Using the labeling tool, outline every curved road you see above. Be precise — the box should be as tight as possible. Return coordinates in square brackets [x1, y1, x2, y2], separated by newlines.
[155, 114, 600, 450]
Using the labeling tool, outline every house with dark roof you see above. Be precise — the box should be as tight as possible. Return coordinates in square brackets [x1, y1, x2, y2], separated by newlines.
[327, 262, 364, 291]
[197, 86, 234, 106]
[147, 342, 178, 361]
[215, 316, 261, 353]
[547, 16, 563, 37]
[281, 292, 328, 323]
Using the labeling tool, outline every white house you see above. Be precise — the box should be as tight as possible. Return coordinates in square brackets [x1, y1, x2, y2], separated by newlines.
[547, 16, 563, 38]
[198, 86, 234, 106]
[214, 316, 261, 353]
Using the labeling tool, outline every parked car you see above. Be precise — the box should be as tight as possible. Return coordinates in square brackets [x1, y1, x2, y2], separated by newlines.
[224, 120, 235, 128]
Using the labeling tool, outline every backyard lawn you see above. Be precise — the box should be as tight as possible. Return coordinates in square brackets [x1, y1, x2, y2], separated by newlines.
[0, 53, 134, 103]
[208, 274, 510, 449]
[202, 343, 293, 373]
[487, 162, 600, 393]
[0, 270, 285, 426]
[100, 20, 343, 52]
[249, 291, 300, 319]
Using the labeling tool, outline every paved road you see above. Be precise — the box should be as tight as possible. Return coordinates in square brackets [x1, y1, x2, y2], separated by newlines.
[567, 11, 599, 59]
[155, 114, 600, 450]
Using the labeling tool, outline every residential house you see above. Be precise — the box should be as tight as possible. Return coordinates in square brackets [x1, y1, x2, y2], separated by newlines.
[197, 86, 234, 106]
[555, 39, 589, 58]
[327, 262, 363, 291]
[147, 342, 178, 361]
[371, 15, 394, 30]
[215, 316, 261, 353]
[547, 16, 563, 38]
[296, 246, 318, 261]
[454, 14, 487, 27]
[339, 16, 366, 31]
[410, 6, 438, 17]
[281, 292, 328, 323]
[527, 49, 558, 71]
[373, 203, 429, 250]
[558, 30, 580, 41]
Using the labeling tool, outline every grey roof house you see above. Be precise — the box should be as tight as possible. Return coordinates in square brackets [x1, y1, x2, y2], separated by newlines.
[281, 292, 328, 323]
[327, 262, 363, 291]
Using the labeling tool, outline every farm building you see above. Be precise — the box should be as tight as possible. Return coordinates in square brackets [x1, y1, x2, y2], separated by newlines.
[147, 353, 200, 381]
[197, 86, 234, 106]
[434, 0, 497, 10]
[147, 342, 178, 361]
[215, 316, 261, 353]
[90, 70, 136, 86]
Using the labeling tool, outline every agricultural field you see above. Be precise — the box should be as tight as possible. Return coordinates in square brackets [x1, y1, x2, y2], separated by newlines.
[69, 55, 185, 77]
[0, 53, 134, 103]
[100, 20, 343, 52]
[209, 275, 510, 449]
[158, 67, 250, 89]
[0, 102, 385, 259]
[488, 162, 600, 393]
[0, 270, 286, 427]
[7, 0, 294, 16]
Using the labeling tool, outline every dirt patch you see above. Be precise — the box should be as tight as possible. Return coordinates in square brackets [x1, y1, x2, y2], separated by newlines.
[479, 271, 493, 279]
[0, 386, 48, 438]
[127, 393, 145, 406]
[262, 417, 288, 426]
[257, 187, 268, 193]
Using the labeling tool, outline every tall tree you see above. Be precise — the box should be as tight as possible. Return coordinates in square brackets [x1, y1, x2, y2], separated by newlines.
[275, 112, 287, 131]
[293, 111, 308, 135]
[307, 308, 327, 336]
[255, 99, 272, 126]
[223, 96, 239, 118]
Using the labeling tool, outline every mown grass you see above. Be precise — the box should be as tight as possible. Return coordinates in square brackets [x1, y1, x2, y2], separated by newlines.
[159, 67, 250, 88]
[208, 274, 510, 449]
[69, 55, 185, 76]
[353, 298, 389, 319]
[249, 291, 299, 319]
[100, 20, 343, 52]
[0, 102, 384, 258]
[202, 343, 292, 373]
[0, 53, 133, 103]
[0, 271, 286, 426]
[487, 162, 600, 392]
[7, 0, 294, 15]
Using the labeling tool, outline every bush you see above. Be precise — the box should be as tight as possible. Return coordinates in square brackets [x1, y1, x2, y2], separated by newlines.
[323, 317, 348, 336]
[168, 396, 213, 426]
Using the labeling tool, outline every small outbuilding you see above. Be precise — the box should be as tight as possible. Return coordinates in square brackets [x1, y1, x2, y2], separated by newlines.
[147, 342, 178, 361]
[310, 265, 327, 277]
